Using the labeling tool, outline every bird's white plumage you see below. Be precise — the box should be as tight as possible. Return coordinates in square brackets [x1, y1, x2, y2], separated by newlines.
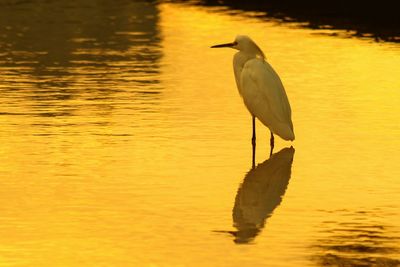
[212, 35, 295, 142]
[239, 58, 294, 140]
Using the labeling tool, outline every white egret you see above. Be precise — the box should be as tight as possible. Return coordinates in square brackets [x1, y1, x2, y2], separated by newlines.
[211, 35, 294, 155]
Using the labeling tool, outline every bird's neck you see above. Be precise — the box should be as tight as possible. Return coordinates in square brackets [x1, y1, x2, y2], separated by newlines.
[234, 52, 259, 70]
[233, 52, 257, 94]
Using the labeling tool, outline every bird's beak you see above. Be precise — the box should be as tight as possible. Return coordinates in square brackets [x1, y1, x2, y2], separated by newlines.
[211, 42, 235, 48]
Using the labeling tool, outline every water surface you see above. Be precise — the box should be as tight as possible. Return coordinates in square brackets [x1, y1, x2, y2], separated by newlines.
[0, 1, 399, 266]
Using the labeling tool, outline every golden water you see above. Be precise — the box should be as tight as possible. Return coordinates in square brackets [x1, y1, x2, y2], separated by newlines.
[0, 1, 399, 266]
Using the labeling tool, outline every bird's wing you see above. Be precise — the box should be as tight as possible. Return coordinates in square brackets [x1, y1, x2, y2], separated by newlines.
[240, 58, 292, 126]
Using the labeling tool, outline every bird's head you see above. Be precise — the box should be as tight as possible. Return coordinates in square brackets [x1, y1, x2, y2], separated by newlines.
[211, 35, 265, 59]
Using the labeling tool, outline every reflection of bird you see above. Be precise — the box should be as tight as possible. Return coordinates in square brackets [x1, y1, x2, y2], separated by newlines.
[211, 35, 294, 155]
[232, 147, 295, 244]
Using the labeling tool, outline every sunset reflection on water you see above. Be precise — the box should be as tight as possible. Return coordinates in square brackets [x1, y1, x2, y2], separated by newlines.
[0, 1, 399, 266]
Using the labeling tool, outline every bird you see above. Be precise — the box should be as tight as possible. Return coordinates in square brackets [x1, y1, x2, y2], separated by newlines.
[211, 35, 294, 156]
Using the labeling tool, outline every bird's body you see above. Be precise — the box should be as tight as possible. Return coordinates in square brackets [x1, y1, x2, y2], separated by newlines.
[236, 56, 294, 141]
[211, 35, 294, 153]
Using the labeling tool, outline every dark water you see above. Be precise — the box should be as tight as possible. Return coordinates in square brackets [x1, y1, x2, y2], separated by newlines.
[195, 0, 400, 42]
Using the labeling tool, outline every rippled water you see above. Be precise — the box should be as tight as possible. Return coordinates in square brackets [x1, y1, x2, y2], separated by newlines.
[0, 1, 399, 266]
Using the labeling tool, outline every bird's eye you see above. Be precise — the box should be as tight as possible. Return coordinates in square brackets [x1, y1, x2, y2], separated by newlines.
[233, 41, 238, 46]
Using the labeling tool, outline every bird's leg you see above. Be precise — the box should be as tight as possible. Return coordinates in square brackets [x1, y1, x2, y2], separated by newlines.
[252, 116, 256, 169]
[252, 116, 256, 147]
[269, 131, 274, 157]
[252, 143, 256, 169]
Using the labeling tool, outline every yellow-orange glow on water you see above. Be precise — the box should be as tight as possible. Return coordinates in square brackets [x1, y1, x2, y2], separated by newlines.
[0, 2, 399, 266]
